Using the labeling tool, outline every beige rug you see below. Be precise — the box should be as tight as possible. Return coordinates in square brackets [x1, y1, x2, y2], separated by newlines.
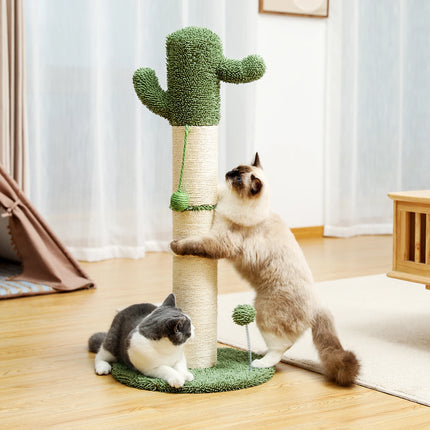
[218, 274, 430, 407]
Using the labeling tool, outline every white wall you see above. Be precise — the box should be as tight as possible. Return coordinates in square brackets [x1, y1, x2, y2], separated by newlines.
[255, 13, 327, 228]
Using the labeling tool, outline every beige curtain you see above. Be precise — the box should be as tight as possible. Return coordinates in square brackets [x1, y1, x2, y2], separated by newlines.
[0, 0, 26, 191]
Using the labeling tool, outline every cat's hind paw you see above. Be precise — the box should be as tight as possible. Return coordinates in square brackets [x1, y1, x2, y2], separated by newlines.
[251, 358, 270, 368]
[252, 350, 283, 368]
[95, 361, 112, 375]
[251, 358, 266, 369]
[252, 356, 279, 368]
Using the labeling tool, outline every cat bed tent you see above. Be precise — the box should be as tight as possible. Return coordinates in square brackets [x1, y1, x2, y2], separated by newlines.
[0, 164, 94, 298]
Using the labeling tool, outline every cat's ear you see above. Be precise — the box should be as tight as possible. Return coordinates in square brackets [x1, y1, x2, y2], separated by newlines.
[250, 175, 262, 195]
[162, 293, 176, 307]
[252, 152, 262, 169]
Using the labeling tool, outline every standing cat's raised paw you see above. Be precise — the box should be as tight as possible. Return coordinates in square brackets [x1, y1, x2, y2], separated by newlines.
[95, 361, 112, 375]
[170, 239, 192, 256]
[170, 239, 182, 255]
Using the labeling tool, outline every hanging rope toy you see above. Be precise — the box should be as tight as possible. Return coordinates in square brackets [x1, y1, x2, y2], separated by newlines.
[170, 125, 217, 212]
[170, 125, 191, 211]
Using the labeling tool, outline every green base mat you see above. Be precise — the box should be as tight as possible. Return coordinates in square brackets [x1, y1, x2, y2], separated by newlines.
[111, 347, 275, 393]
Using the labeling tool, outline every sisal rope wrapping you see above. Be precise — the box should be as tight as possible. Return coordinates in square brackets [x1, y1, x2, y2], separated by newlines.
[172, 126, 218, 368]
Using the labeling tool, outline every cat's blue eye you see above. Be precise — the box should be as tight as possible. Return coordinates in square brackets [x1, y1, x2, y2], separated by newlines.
[236, 176, 242, 182]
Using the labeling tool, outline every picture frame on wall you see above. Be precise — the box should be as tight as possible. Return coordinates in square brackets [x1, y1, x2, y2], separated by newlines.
[259, 0, 329, 18]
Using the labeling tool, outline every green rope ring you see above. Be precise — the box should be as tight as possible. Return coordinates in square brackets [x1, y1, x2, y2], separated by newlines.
[111, 347, 275, 393]
[170, 125, 217, 212]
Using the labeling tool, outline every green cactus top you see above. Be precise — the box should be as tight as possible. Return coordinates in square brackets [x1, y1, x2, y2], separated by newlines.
[133, 26, 266, 126]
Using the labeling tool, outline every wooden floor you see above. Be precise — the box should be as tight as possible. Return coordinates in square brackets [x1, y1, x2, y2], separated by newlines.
[2, 235, 430, 429]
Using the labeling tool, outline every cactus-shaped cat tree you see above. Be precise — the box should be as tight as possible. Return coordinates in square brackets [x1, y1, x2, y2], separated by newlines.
[133, 26, 265, 368]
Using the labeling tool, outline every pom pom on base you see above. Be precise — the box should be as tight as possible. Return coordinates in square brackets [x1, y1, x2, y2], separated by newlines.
[232, 304, 257, 326]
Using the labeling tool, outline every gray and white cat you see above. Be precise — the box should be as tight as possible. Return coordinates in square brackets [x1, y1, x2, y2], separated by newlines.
[171, 153, 360, 386]
[88, 293, 194, 388]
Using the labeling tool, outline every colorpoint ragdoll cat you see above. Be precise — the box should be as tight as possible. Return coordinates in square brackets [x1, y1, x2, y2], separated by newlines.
[88, 293, 194, 388]
[171, 153, 360, 386]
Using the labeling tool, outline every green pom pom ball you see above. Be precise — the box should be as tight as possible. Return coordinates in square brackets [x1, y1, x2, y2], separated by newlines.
[232, 304, 256, 326]
[170, 191, 189, 211]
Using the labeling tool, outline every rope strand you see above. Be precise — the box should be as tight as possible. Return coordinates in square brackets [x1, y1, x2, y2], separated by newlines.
[177, 124, 190, 192]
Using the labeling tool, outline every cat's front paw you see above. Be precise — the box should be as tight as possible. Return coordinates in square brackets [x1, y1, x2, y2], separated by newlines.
[170, 239, 181, 255]
[184, 371, 194, 382]
[167, 375, 185, 388]
[170, 239, 187, 256]
[95, 361, 112, 375]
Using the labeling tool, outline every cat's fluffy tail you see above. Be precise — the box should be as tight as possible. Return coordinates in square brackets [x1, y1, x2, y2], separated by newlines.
[311, 310, 360, 386]
[88, 332, 107, 353]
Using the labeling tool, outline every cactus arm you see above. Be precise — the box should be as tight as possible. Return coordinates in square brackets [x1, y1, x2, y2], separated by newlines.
[133, 68, 169, 120]
[217, 55, 266, 84]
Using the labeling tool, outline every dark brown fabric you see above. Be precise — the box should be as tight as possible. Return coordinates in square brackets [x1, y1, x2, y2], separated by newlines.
[0, 164, 94, 291]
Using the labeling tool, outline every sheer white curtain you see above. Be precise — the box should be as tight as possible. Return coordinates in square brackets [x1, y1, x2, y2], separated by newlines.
[325, 0, 430, 237]
[24, 0, 259, 261]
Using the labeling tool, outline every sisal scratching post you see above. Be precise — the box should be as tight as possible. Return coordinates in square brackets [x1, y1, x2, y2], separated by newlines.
[133, 26, 265, 368]
[172, 126, 218, 366]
